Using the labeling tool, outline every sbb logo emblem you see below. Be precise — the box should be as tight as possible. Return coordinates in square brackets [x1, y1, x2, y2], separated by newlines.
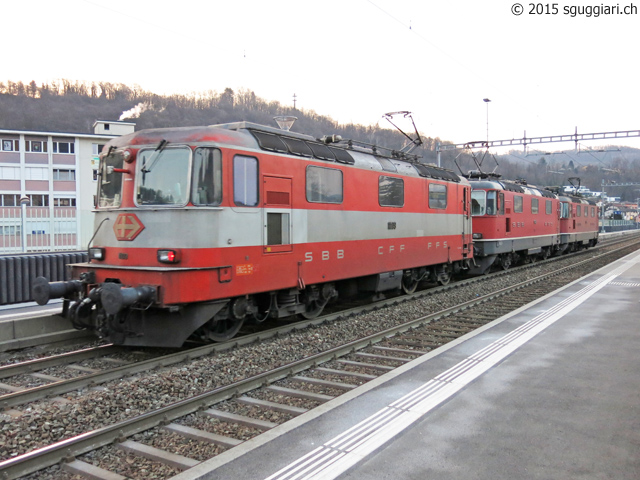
[113, 214, 145, 241]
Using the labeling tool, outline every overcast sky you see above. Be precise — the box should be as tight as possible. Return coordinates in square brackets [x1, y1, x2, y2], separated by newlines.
[4, 0, 639, 150]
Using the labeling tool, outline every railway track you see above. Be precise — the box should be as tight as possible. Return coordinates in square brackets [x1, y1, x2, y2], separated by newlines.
[0, 233, 634, 411]
[2, 234, 640, 479]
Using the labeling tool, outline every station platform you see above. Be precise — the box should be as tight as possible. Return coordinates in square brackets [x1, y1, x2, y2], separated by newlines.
[176, 249, 640, 480]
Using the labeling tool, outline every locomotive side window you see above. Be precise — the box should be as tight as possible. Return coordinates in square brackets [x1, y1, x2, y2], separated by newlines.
[531, 198, 539, 214]
[471, 190, 485, 215]
[499, 193, 505, 215]
[429, 183, 447, 209]
[514, 195, 523, 213]
[137, 146, 190, 206]
[576, 205, 581, 216]
[233, 155, 259, 207]
[546, 200, 552, 215]
[192, 148, 222, 206]
[379, 176, 404, 207]
[306, 166, 343, 203]
[98, 150, 125, 208]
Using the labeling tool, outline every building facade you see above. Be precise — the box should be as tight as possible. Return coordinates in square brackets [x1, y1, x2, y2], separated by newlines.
[0, 121, 135, 253]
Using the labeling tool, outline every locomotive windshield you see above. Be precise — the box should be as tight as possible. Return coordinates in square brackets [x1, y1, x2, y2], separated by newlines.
[471, 190, 497, 215]
[137, 146, 190, 206]
[98, 150, 124, 208]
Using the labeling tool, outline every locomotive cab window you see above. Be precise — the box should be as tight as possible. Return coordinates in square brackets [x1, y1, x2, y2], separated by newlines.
[233, 155, 259, 207]
[486, 190, 497, 214]
[514, 195, 523, 213]
[306, 166, 343, 203]
[471, 190, 485, 215]
[379, 176, 404, 207]
[137, 146, 190, 206]
[192, 148, 222, 205]
[429, 183, 447, 209]
[471, 190, 495, 215]
[560, 202, 570, 218]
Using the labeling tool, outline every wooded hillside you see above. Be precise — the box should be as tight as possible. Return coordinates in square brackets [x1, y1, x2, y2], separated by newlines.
[2, 79, 640, 201]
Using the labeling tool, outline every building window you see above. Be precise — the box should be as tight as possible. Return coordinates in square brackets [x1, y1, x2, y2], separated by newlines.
[92, 143, 106, 156]
[428, 183, 447, 209]
[531, 198, 539, 214]
[28, 194, 49, 206]
[0, 194, 18, 206]
[514, 195, 523, 213]
[26, 140, 47, 153]
[306, 165, 343, 204]
[233, 155, 259, 207]
[0, 166, 20, 180]
[53, 169, 76, 181]
[2, 139, 18, 151]
[53, 141, 75, 154]
[25, 167, 48, 180]
[54, 197, 76, 207]
[379, 176, 404, 207]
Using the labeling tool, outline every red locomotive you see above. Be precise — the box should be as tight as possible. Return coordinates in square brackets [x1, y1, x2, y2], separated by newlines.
[468, 172, 598, 274]
[34, 121, 473, 347]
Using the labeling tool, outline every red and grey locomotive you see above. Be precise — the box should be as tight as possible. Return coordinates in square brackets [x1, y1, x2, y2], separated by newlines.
[34, 121, 473, 347]
[468, 172, 598, 274]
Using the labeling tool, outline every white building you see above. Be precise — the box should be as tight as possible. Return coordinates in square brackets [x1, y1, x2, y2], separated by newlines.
[0, 121, 135, 253]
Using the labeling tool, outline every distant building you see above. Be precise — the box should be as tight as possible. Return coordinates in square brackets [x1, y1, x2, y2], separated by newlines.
[0, 121, 135, 253]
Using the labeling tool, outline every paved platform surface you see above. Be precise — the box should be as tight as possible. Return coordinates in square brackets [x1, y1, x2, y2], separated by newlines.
[176, 249, 640, 480]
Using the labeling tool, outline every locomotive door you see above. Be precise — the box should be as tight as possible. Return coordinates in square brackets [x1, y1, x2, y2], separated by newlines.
[263, 175, 293, 253]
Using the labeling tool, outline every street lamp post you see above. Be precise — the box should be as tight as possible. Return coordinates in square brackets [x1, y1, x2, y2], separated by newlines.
[483, 98, 491, 143]
[19, 195, 30, 252]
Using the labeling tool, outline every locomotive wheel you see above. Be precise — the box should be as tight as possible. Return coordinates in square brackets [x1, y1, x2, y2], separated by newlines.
[205, 317, 245, 342]
[436, 265, 451, 286]
[301, 298, 328, 319]
[402, 270, 420, 294]
[500, 254, 512, 270]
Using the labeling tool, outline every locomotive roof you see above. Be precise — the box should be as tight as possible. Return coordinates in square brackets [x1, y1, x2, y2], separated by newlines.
[106, 122, 463, 183]
[559, 195, 597, 205]
[469, 180, 556, 198]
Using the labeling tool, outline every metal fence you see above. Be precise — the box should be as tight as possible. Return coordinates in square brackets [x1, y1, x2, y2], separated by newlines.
[0, 207, 79, 254]
[0, 251, 88, 305]
[601, 219, 640, 232]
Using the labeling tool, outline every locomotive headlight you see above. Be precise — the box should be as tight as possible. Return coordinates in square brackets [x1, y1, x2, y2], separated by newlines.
[158, 249, 181, 264]
[472, 233, 483, 239]
[89, 247, 105, 261]
[122, 148, 137, 163]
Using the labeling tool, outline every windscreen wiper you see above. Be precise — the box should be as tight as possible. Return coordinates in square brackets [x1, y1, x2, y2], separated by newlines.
[141, 139, 168, 174]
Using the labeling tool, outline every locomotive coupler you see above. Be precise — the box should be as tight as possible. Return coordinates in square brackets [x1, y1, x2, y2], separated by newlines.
[33, 276, 83, 306]
[100, 283, 157, 316]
